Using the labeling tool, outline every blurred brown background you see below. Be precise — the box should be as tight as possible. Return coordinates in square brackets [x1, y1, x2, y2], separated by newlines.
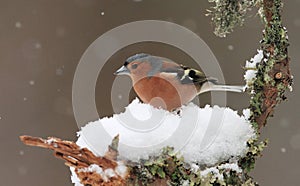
[0, 0, 299, 185]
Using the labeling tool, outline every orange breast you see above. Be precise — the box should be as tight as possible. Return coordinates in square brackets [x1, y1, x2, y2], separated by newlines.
[133, 75, 198, 111]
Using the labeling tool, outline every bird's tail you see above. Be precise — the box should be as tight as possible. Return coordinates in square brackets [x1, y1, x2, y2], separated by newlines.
[209, 84, 244, 93]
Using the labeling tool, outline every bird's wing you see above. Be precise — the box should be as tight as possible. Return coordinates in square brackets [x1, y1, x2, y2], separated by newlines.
[158, 60, 209, 85]
[178, 65, 209, 84]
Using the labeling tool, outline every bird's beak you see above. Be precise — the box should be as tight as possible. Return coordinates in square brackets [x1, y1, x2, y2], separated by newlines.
[114, 65, 130, 76]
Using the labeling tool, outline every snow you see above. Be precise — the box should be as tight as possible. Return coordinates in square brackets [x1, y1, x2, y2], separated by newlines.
[118, 94, 123, 100]
[78, 164, 104, 175]
[75, 99, 254, 164]
[242, 109, 251, 120]
[78, 164, 109, 182]
[228, 45, 234, 51]
[218, 163, 242, 173]
[181, 180, 190, 186]
[71, 162, 128, 186]
[71, 99, 255, 184]
[104, 168, 116, 178]
[70, 167, 82, 186]
[34, 42, 41, 49]
[280, 148, 286, 153]
[200, 162, 242, 180]
[244, 50, 264, 89]
[288, 85, 293, 92]
[181, 106, 254, 165]
[115, 162, 128, 178]
[191, 163, 200, 172]
[29, 80, 35, 85]
[201, 167, 223, 180]
[15, 22, 22, 28]
[46, 138, 58, 148]
[46, 138, 56, 144]
[289, 75, 294, 92]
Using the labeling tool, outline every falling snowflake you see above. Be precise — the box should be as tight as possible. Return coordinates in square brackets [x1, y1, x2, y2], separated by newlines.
[35, 42, 41, 49]
[118, 94, 122, 100]
[228, 45, 234, 51]
[29, 80, 35, 85]
[280, 148, 286, 153]
[15, 21, 22, 28]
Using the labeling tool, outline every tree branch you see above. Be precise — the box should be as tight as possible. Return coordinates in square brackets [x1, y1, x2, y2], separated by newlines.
[250, 0, 292, 129]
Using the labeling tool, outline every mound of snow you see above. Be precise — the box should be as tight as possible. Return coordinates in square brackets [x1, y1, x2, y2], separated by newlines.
[75, 98, 254, 164]
[71, 98, 255, 185]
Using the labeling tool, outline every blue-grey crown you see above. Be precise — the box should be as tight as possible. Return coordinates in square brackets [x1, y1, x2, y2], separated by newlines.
[125, 53, 151, 63]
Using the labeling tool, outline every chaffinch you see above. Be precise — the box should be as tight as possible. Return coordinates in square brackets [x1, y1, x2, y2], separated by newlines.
[114, 53, 243, 111]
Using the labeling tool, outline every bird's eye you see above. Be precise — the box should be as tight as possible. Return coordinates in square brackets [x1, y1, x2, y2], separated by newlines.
[131, 64, 138, 69]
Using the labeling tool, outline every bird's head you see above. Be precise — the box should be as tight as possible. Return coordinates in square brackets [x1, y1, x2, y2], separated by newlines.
[114, 53, 154, 79]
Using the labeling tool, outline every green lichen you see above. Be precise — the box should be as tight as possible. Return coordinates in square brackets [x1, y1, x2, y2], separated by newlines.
[242, 1, 291, 181]
[207, 0, 259, 37]
[249, 0, 291, 129]
[128, 147, 260, 186]
[239, 138, 268, 173]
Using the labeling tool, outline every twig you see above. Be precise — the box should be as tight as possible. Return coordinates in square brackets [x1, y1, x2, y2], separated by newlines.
[20, 135, 128, 186]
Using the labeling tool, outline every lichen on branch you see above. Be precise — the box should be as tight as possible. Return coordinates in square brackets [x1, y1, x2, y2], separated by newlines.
[207, 0, 292, 178]
[249, 0, 292, 129]
[207, 0, 259, 37]
[21, 135, 258, 186]
[128, 146, 259, 186]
